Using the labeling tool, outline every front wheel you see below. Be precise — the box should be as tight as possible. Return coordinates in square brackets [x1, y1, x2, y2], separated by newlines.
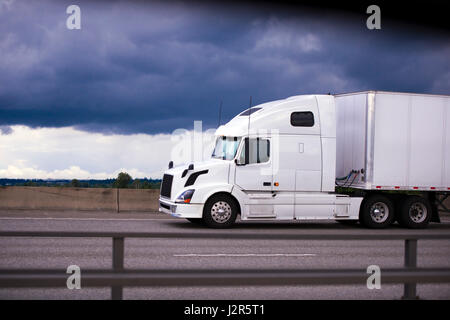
[360, 195, 395, 229]
[398, 196, 431, 229]
[202, 194, 238, 228]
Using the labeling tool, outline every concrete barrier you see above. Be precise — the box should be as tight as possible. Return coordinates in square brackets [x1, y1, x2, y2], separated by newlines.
[118, 188, 159, 212]
[0, 186, 159, 212]
[0, 186, 449, 215]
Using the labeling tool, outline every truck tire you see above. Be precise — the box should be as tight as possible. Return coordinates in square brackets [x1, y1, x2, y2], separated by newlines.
[186, 218, 204, 225]
[398, 196, 431, 229]
[202, 194, 238, 228]
[360, 195, 395, 229]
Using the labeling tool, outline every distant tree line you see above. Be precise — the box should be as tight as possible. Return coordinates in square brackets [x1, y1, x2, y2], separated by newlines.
[0, 173, 161, 189]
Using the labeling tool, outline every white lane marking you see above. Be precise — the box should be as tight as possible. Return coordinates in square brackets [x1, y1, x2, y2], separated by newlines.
[0, 217, 173, 221]
[174, 253, 316, 257]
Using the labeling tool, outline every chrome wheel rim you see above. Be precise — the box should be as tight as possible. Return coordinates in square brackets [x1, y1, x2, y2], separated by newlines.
[370, 202, 389, 223]
[211, 201, 232, 223]
[409, 202, 427, 223]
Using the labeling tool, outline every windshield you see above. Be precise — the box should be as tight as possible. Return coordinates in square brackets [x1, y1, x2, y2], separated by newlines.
[212, 136, 241, 160]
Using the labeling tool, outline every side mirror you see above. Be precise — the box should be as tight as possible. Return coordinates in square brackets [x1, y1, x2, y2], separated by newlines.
[235, 158, 245, 166]
[168, 161, 173, 169]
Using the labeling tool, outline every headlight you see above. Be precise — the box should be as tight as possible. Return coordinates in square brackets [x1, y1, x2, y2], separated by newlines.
[175, 189, 195, 204]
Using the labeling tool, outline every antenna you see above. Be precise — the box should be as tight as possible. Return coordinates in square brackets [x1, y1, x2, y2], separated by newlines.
[218, 100, 223, 127]
[247, 95, 252, 135]
[245, 96, 252, 165]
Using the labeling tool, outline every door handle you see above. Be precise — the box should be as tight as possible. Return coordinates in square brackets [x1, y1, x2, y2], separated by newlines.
[263, 182, 271, 186]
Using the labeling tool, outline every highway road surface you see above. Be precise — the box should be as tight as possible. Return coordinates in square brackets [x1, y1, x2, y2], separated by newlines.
[0, 211, 449, 300]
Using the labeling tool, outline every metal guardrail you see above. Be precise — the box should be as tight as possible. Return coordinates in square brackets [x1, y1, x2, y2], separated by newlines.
[1, 231, 450, 300]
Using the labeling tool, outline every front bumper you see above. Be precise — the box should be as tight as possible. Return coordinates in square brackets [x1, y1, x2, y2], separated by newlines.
[159, 197, 204, 218]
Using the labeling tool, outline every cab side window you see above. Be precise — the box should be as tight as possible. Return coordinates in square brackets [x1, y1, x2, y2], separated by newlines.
[291, 111, 314, 127]
[239, 138, 270, 164]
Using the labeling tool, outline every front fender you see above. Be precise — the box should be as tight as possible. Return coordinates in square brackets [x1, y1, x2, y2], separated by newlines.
[190, 183, 234, 204]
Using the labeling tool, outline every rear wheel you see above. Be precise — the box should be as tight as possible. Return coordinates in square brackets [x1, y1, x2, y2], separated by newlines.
[202, 194, 238, 228]
[398, 196, 431, 229]
[360, 194, 395, 228]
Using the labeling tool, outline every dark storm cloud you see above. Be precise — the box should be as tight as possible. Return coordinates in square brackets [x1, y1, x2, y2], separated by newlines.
[0, 0, 449, 134]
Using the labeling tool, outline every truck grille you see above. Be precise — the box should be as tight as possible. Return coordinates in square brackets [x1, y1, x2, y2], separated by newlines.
[160, 174, 173, 198]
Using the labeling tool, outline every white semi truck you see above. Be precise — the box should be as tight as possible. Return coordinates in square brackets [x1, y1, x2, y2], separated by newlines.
[159, 91, 450, 229]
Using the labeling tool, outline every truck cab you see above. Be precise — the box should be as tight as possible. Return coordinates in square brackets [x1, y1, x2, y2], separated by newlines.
[159, 94, 363, 228]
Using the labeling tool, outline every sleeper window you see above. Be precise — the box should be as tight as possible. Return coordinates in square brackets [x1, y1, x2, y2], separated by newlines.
[290, 111, 314, 127]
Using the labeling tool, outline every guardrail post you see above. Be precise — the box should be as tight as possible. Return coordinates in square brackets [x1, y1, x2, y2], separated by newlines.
[402, 239, 419, 300]
[112, 237, 124, 300]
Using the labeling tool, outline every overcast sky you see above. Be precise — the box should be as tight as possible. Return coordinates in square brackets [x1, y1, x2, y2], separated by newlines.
[0, 0, 449, 179]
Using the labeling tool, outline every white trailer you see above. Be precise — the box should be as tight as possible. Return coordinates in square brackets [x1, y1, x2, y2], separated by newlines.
[159, 91, 450, 229]
[336, 91, 450, 192]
